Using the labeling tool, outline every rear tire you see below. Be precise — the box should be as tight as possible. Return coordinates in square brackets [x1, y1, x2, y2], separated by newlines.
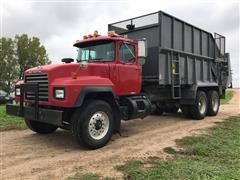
[207, 90, 220, 116]
[71, 100, 114, 149]
[190, 91, 208, 120]
[25, 119, 58, 134]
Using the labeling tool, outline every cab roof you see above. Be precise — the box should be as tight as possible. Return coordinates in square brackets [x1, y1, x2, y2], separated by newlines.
[73, 35, 136, 47]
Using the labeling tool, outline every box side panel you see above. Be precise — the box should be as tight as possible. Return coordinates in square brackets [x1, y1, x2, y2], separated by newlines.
[174, 19, 183, 50]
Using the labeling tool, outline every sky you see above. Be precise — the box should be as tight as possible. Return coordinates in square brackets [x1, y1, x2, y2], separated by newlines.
[1, 0, 240, 87]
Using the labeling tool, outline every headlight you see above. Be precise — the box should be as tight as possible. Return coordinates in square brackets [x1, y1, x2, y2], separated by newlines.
[15, 88, 21, 96]
[54, 88, 65, 99]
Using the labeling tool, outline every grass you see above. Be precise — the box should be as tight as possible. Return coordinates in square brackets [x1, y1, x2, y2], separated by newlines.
[0, 105, 26, 131]
[116, 115, 240, 180]
[68, 116, 240, 180]
[221, 90, 234, 104]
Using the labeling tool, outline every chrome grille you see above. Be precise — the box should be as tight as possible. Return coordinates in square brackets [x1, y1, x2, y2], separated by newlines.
[25, 74, 49, 102]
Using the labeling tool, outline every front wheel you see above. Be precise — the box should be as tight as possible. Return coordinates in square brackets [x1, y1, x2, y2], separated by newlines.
[71, 100, 114, 149]
[25, 119, 58, 134]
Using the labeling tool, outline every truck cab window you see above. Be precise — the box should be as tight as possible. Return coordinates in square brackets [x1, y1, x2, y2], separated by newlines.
[119, 43, 135, 63]
[77, 41, 115, 62]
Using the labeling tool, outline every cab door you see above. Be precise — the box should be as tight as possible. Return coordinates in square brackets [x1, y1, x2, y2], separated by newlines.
[116, 42, 141, 96]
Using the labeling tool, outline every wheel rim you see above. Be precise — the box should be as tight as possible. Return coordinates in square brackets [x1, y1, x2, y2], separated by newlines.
[88, 111, 110, 140]
[212, 94, 219, 112]
[198, 96, 207, 114]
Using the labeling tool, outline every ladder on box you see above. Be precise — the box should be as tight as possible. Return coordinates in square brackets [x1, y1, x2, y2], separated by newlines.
[170, 53, 181, 99]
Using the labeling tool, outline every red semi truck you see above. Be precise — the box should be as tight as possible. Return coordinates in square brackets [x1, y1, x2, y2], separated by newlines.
[6, 12, 230, 149]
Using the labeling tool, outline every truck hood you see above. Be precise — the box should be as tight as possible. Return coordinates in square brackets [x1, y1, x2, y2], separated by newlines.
[24, 63, 110, 81]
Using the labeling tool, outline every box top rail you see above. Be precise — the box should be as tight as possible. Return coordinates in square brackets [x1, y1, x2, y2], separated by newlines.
[109, 11, 214, 37]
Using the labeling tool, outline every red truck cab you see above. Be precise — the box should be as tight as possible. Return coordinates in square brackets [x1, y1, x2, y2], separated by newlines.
[15, 34, 142, 107]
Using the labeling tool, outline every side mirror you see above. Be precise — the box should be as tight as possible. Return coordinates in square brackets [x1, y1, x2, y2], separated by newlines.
[138, 38, 147, 65]
[62, 58, 74, 63]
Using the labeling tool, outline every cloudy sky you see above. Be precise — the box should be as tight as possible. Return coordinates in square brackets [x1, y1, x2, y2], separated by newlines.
[1, 0, 239, 87]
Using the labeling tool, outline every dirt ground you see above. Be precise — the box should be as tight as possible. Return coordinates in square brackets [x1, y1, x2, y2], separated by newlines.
[1, 89, 240, 180]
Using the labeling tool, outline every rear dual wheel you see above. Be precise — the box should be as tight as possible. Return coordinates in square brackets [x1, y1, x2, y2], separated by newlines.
[184, 90, 219, 120]
[207, 90, 220, 116]
[190, 91, 208, 120]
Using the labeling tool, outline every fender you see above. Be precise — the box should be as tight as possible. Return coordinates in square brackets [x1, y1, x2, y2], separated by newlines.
[74, 86, 117, 107]
[50, 76, 115, 107]
[74, 86, 121, 133]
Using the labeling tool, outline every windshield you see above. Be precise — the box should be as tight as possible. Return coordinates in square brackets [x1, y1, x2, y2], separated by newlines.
[77, 41, 115, 62]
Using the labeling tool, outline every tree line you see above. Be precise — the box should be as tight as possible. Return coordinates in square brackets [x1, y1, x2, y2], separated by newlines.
[0, 34, 51, 93]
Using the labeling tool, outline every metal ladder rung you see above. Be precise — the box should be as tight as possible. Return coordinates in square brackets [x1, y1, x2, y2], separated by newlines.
[172, 60, 180, 62]
[173, 96, 181, 99]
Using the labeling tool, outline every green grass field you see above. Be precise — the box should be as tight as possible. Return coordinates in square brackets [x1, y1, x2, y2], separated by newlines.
[0, 105, 26, 131]
[116, 115, 240, 179]
[69, 115, 240, 179]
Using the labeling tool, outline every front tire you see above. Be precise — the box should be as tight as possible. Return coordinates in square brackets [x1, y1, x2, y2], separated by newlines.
[207, 90, 220, 116]
[24, 119, 58, 134]
[71, 100, 114, 149]
[190, 91, 208, 120]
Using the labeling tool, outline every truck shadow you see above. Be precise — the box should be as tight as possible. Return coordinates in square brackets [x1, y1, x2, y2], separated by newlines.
[22, 112, 191, 150]
[23, 129, 85, 150]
